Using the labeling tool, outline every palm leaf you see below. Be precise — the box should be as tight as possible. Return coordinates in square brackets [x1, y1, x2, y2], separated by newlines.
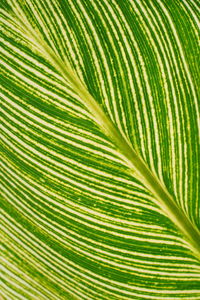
[1, 0, 200, 299]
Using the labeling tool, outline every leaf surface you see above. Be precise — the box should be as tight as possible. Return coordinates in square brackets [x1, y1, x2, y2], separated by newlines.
[0, 0, 200, 299]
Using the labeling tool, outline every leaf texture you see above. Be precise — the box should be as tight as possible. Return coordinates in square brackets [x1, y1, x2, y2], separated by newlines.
[0, 0, 200, 299]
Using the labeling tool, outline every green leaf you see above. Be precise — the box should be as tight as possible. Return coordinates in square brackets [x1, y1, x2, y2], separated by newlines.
[1, 0, 200, 299]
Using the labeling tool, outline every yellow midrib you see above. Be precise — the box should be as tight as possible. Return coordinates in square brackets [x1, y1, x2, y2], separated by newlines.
[14, 12, 200, 262]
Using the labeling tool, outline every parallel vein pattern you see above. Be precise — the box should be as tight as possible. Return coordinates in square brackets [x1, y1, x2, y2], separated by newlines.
[0, 0, 200, 299]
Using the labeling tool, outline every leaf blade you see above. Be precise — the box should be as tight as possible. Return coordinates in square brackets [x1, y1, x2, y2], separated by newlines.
[1, 0, 200, 299]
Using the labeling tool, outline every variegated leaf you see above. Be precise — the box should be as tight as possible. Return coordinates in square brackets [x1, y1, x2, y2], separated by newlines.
[1, 0, 200, 299]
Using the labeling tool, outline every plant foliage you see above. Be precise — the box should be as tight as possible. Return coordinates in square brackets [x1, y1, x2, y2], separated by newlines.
[0, 0, 200, 299]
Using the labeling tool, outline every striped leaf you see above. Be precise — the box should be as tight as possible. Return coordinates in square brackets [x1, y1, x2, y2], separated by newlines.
[1, 0, 200, 299]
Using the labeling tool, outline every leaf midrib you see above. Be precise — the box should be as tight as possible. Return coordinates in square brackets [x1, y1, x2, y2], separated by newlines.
[13, 11, 200, 261]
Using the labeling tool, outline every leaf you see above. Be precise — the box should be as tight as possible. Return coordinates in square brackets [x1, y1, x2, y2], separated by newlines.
[0, 0, 200, 299]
